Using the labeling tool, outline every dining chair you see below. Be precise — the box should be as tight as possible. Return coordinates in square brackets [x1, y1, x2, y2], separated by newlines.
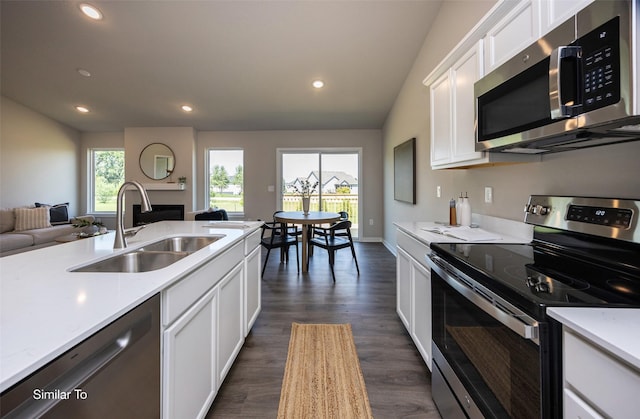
[309, 220, 359, 281]
[310, 211, 348, 255]
[260, 221, 299, 276]
[273, 211, 302, 237]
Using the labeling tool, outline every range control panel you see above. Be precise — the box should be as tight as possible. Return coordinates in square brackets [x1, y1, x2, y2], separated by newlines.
[567, 205, 632, 229]
[524, 196, 638, 243]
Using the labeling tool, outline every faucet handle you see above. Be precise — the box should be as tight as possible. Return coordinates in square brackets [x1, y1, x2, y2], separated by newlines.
[123, 225, 146, 237]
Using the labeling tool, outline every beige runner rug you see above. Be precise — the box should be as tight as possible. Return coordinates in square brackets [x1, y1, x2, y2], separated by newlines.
[277, 323, 374, 419]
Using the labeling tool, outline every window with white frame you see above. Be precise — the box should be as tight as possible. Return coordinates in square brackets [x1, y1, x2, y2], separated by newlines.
[207, 149, 244, 214]
[89, 149, 125, 213]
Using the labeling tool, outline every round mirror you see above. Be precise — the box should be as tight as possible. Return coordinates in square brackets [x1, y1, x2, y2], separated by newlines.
[139, 143, 175, 180]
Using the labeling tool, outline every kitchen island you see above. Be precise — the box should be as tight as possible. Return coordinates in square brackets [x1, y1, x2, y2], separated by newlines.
[0, 220, 262, 417]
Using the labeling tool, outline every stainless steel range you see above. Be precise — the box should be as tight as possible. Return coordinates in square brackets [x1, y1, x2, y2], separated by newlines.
[426, 196, 640, 418]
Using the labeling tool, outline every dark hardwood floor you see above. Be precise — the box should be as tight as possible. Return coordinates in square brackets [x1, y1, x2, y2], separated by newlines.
[206, 242, 441, 418]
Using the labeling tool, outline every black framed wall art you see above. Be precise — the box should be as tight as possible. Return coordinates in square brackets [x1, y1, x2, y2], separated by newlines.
[393, 137, 416, 204]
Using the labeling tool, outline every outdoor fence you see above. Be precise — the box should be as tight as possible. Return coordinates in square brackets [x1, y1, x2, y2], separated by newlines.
[283, 194, 359, 226]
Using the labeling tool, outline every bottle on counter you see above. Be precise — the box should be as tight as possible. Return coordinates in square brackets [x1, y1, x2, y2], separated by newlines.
[459, 192, 472, 227]
[449, 198, 457, 226]
[456, 193, 463, 222]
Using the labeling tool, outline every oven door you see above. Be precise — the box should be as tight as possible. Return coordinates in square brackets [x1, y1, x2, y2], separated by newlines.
[427, 254, 546, 419]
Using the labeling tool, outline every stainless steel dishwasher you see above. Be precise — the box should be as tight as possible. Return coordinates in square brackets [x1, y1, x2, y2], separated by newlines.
[1, 294, 160, 418]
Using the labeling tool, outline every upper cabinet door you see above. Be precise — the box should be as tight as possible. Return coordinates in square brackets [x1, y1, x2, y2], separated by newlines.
[484, 0, 541, 74]
[539, 0, 594, 34]
[430, 71, 453, 166]
[451, 41, 484, 163]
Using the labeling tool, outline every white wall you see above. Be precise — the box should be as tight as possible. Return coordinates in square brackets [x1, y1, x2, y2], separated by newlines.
[0, 96, 81, 212]
[123, 127, 197, 227]
[382, 0, 640, 249]
[197, 130, 384, 240]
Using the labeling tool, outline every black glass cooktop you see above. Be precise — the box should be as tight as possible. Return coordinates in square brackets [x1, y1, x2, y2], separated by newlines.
[430, 241, 640, 318]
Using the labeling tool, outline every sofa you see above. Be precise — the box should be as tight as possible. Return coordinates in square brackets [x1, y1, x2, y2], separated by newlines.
[0, 205, 95, 257]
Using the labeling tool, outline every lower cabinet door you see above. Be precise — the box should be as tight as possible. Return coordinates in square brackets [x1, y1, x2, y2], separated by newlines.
[217, 263, 245, 385]
[244, 245, 261, 336]
[163, 287, 217, 419]
[396, 247, 412, 330]
[412, 260, 432, 370]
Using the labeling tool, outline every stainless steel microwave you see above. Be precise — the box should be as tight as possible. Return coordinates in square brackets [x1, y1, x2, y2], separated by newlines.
[475, 0, 640, 154]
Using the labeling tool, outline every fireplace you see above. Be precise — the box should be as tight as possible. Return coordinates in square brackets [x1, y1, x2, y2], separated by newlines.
[133, 204, 185, 226]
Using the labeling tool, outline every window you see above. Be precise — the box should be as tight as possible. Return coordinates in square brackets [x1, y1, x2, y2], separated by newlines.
[278, 149, 360, 238]
[207, 149, 244, 214]
[89, 149, 125, 213]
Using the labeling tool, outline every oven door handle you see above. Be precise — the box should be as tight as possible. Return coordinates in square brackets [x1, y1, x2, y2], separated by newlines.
[427, 254, 540, 345]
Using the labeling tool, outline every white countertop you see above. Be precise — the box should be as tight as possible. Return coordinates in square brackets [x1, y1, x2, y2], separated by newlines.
[548, 307, 640, 370]
[0, 220, 262, 392]
[394, 214, 533, 246]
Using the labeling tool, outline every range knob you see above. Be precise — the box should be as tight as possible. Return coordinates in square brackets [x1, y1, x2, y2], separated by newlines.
[525, 204, 550, 215]
[536, 205, 550, 215]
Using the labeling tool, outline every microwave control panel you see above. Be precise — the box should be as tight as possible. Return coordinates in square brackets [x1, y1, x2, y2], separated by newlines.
[579, 17, 620, 111]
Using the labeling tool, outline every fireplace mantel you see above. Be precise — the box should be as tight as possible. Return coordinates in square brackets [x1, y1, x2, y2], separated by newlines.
[142, 183, 185, 191]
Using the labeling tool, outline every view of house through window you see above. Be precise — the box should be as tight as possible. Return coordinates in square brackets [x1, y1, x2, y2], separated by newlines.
[208, 149, 244, 214]
[90, 149, 125, 212]
[281, 151, 360, 238]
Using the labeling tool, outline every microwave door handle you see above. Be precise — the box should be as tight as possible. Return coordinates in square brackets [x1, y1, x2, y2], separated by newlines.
[549, 45, 582, 119]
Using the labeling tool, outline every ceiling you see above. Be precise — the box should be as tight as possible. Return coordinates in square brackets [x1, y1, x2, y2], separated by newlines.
[1, 0, 442, 133]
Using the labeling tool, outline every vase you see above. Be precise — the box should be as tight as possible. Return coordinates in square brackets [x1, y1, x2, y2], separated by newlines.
[302, 197, 310, 215]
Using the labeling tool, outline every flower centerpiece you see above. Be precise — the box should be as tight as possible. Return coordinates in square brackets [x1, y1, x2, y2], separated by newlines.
[292, 179, 318, 214]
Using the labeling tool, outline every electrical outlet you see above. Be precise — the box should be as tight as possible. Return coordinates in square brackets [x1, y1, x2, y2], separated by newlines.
[436, 186, 442, 198]
[484, 186, 493, 204]
[369, 219, 374, 226]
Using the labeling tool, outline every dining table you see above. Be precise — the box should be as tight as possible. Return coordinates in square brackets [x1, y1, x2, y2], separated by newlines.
[273, 211, 341, 273]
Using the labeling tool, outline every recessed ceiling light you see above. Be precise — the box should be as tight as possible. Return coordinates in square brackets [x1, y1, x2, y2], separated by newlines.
[75, 106, 90, 113]
[312, 80, 325, 89]
[181, 105, 193, 112]
[77, 68, 91, 77]
[79, 3, 103, 20]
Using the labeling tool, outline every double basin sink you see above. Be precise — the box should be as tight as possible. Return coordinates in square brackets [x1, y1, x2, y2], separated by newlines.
[72, 235, 225, 273]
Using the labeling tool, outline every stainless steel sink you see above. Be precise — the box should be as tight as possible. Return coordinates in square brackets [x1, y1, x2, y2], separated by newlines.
[72, 250, 189, 273]
[71, 235, 225, 273]
[138, 235, 224, 253]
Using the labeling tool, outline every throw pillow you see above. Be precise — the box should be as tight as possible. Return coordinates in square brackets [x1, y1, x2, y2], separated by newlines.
[14, 207, 51, 231]
[35, 202, 70, 225]
[0, 208, 16, 233]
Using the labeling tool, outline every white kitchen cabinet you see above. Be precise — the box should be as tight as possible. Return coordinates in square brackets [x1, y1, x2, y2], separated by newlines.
[410, 256, 431, 367]
[428, 38, 535, 169]
[484, 0, 540, 73]
[244, 230, 261, 336]
[539, 0, 594, 35]
[396, 230, 432, 370]
[217, 263, 245, 385]
[163, 286, 218, 419]
[396, 247, 412, 330]
[430, 41, 485, 168]
[161, 234, 259, 419]
[429, 71, 452, 167]
[451, 42, 484, 163]
[562, 328, 640, 418]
